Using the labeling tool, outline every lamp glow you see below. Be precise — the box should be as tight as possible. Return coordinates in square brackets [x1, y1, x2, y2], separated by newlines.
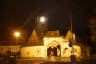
[40, 16, 46, 23]
[14, 32, 20, 37]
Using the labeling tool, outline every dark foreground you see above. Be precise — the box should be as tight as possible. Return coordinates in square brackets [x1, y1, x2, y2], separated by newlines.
[0, 57, 96, 64]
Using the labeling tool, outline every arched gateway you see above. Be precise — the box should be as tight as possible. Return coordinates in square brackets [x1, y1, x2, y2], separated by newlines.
[47, 41, 61, 57]
[44, 37, 63, 57]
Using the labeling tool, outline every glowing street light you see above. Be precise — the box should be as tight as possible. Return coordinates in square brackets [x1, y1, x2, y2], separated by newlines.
[14, 31, 21, 58]
[14, 32, 20, 37]
[40, 16, 46, 23]
[14, 31, 21, 44]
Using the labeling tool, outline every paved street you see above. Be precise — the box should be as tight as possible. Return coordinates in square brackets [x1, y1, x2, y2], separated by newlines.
[16, 57, 96, 64]
[0, 56, 96, 64]
[16, 57, 81, 64]
[16, 56, 96, 64]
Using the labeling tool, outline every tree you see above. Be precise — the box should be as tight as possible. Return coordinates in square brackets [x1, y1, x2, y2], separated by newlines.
[88, 17, 96, 46]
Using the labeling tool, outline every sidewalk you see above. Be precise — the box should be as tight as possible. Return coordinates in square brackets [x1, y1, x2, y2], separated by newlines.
[17, 56, 81, 62]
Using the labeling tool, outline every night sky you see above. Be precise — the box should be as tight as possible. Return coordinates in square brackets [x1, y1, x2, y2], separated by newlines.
[0, 0, 96, 45]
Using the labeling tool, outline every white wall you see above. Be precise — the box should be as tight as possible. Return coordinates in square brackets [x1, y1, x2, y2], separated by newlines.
[20, 46, 46, 58]
[61, 43, 81, 57]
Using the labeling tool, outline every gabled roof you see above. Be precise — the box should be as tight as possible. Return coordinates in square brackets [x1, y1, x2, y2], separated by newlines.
[27, 29, 43, 46]
[45, 30, 60, 37]
[65, 30, 75, 40]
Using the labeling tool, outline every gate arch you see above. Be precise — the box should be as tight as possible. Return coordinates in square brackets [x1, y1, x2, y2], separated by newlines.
[47, 41, 61, 57]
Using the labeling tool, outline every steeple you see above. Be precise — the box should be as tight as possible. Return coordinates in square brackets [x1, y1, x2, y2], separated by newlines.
[27, 29, 42, 46]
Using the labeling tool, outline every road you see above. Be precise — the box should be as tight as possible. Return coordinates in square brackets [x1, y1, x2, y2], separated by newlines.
[0, 56, 96, 64]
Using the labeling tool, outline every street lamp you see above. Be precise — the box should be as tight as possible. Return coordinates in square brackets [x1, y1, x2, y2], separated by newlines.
[14, 32, 20, 37]
[14, 32, 20, 45]
[14, 31, 20, 58]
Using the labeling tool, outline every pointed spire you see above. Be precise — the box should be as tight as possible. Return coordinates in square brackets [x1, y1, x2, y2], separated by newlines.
[65, 30, 73, 40]
[27, 29, 40, 45]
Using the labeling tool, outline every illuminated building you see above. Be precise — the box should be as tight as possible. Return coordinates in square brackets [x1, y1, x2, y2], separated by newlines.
[20, 30, 82, 58]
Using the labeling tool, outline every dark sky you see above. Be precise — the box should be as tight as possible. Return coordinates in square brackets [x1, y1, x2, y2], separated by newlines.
[0, 0, 96, 45]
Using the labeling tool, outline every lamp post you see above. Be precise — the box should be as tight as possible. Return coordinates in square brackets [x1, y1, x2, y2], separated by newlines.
[14, 32, 20, 58]
[69, 9, 77, 64]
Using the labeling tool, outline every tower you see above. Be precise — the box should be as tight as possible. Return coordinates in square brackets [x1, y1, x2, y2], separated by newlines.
[35, 16, 48, 39]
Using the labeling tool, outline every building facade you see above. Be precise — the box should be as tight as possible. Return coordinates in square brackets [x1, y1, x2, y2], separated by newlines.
[20, 30, 81, 58]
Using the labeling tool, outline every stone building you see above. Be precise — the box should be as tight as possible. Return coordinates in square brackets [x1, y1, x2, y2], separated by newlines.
[20, 30, 81, 58]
